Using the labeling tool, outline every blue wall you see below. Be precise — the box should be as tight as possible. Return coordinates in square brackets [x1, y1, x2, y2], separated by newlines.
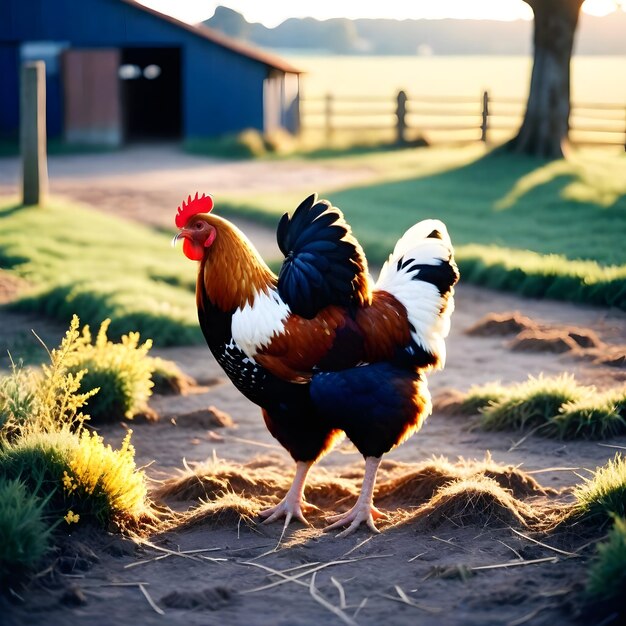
[0, 0, 269, 139]
[0, 44, 20, 140]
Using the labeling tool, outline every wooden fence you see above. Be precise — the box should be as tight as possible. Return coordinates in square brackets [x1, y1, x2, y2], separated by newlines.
[301, 90, 626, 149]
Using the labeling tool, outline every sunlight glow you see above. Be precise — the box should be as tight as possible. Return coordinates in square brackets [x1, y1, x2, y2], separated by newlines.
[136, 0, 621, 27]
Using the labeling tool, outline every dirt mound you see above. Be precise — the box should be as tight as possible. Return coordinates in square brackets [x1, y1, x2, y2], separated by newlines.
[466, 312, 537, 336]
[509, 329, 579, 353]
[155, 458, 285, 502]
[178, 492, 263, 529]
[467, 310, 624, 368]
[406, 476, 540, 529]
[155, 455, 561, 531]
[174, 405, 235, 429]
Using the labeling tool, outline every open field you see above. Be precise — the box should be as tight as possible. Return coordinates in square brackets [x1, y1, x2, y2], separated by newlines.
[290, 55, 626, 146]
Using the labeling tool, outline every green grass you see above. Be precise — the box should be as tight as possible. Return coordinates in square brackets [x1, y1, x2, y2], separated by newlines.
[0, 198, 200, 346]
[453, 375, 626, 439]
[574, 454, 626, 521]
[553, 387, 626, 439]
[216, 146, 626, 310]
[0, 477, 52, 584]
[479, 374, 588, 432]
[585, 516, 626, 616]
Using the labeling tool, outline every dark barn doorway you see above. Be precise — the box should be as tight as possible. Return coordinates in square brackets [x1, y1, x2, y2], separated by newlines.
[120, 47, 181, 141]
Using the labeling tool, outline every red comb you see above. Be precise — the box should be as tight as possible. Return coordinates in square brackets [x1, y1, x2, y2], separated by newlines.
[175, 192, 214, 227]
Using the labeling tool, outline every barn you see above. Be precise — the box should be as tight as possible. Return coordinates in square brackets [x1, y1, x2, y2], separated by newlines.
[0, 0, 302, 145]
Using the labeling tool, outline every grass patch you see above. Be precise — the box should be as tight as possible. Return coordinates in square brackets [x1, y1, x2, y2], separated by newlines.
[0, 477, 52, 583]
[585, 516, 626, 617]
[552, 388, 626, 439]
[216, 147, 626, 310]
[450, 375, 626, 439]
[573, 454, 626, 522]
[0, 198, 200, 346]
[480, 374, 588, 431]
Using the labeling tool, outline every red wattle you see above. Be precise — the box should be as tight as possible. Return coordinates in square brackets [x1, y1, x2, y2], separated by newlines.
[183, 237, 204, 261]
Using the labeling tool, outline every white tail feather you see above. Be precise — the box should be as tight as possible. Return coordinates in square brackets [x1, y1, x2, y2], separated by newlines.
[375, 219, 455, 367]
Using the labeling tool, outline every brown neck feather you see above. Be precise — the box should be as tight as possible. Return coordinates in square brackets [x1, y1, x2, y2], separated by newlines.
[197, 215, 276, 312]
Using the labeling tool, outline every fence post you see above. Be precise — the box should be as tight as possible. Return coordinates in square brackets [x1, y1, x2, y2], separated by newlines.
[396, 90, 408, 144]
[480, 90, 489, 144]
[325, 93, 334, 142]
[21, 61, 48, 206]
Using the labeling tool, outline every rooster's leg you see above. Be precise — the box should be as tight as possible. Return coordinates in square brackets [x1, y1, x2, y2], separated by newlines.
[324, 456, 387, 537]
[259, 461, 317, 527]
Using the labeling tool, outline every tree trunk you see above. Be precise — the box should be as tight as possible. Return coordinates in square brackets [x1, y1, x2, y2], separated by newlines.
[508, 0, 583, 159]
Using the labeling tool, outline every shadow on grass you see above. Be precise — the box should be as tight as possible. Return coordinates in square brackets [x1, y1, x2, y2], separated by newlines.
[329, 149, 626, 265]
[338, 150, 626, 308]
[0, 202, 27, 221]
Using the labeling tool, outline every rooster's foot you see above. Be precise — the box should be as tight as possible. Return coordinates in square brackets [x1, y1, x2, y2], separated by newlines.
[324, 503, 388, 538]
[259, 497, 318, 527]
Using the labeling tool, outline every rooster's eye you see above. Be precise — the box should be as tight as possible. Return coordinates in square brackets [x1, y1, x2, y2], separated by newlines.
[194, 222, 203, 230]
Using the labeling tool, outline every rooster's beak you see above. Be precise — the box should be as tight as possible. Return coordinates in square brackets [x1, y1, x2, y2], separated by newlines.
[171, 231, 183, 248]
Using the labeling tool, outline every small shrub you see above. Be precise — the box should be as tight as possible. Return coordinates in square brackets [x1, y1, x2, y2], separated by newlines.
[0, 359, 35, 434]
[585, 516, 626, 616]
[573, 454, 626, 521]
[0, 477, 51, 583]
[0, 427, 149, 529]
[65, 319, 155, 422]
[1, 316, 97, 441]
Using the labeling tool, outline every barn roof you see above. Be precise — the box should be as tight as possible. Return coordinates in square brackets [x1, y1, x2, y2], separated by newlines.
[121, 0, 303, 75]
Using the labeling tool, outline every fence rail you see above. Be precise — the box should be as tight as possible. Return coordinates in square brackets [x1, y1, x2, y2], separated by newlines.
[301, 91, 626, 149]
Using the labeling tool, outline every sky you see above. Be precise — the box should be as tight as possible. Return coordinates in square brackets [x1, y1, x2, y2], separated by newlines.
[136, 0, 621, 28]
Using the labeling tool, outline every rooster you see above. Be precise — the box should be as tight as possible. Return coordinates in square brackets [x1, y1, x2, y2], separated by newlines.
[173, 192, 458, 536]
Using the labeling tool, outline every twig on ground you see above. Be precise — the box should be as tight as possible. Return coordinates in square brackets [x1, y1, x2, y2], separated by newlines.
[506, 603, 560, 626]
[125, 546, 225, 569]
[525, 466, 580, 474]
[432, 535, 470, 553]
[379, 585, 440, 614]
[597, 443, 626, 451]
[508, 425, 544, 452]
[342, 536, 375, 557]
[240, 561, 314, 590]
[309, 572, 358, 626]
[331, 576, 348, 609]
[138, 583, 165, 616]
[497, 540, 523, 560]
[470, 556, 558, 571]
[353, 597, 368, 619]
[508, 527, 578, 557]
[240, 555, 392, 594]
[408, 551, 428, 562]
